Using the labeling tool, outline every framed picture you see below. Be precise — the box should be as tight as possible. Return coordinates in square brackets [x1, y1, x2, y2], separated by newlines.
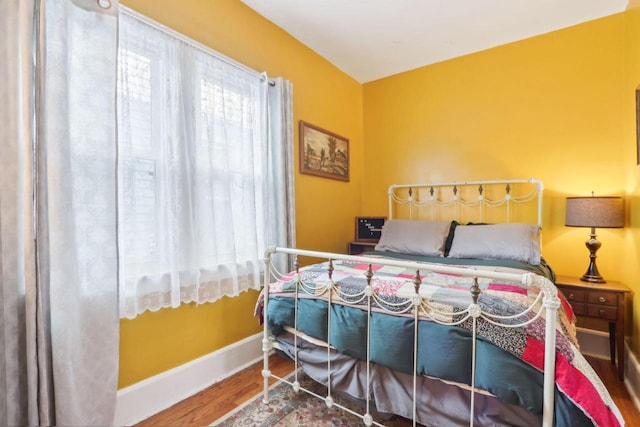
[299, 121, 349, 181]
[355, 216, 386, 242]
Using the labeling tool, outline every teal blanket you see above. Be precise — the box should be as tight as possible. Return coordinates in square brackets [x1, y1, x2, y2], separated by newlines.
[262, 254, 621, 427]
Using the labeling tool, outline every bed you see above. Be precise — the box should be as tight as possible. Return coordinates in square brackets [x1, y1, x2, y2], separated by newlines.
[256, 179, 624, 427]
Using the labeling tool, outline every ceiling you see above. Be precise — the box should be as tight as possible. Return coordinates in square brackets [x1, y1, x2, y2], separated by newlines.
[241, 0, 628, 83]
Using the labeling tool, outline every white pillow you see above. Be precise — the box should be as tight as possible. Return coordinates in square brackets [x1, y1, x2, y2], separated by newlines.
[447, 223, 541, 265]
[374, 220, 451, 257]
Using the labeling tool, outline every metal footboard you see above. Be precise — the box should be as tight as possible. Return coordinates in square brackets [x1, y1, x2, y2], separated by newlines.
[261, 247, 559, 427]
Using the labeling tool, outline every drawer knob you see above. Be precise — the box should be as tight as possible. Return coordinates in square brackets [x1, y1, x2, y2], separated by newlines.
[567, 293, 574, 300]
[598, 296, 607, 303]
[599, 309, 606, 317]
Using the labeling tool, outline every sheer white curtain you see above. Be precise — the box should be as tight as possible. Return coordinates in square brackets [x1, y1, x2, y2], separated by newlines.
[118, 9, 295, 318]
[1, 0, 119, 426]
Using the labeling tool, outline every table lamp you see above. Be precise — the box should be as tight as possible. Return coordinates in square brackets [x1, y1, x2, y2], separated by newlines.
[565, 195, 624, 283]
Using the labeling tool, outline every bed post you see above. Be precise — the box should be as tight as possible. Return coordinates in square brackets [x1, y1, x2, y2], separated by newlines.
[536, 274, 560, 427]
[262, 247, 275, 403]
[534, 179, 544, 226]
[388, 185, 395, 220]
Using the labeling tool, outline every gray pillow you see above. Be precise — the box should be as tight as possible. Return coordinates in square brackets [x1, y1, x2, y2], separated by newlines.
[374, 220, 451, 257]
[447, 223, 541, 265]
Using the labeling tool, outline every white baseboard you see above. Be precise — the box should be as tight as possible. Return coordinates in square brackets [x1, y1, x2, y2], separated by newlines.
[623, 338, 640, 412]
[114, 332, 264, 427]
[114, 329, 640, 426]
[575, 327, 610, 360]
[576, 328, 640, 412]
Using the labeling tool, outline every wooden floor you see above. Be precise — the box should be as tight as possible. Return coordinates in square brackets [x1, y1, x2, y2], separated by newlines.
[135, 354, 295, 427]
[136, 354, 640, 426]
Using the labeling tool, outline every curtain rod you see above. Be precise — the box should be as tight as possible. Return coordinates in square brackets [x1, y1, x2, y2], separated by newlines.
[120, 6, 274, 86]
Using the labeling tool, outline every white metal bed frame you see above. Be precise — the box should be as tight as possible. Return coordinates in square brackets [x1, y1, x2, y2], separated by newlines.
[388, 178, 544, 225]
[261, 179, 559, 427]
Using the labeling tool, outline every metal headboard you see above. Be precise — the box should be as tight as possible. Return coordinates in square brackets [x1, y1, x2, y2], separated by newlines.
[387, 178, 544, 225]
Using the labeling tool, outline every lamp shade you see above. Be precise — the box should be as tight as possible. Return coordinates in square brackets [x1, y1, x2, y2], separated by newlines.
[565, 196, 624, 228]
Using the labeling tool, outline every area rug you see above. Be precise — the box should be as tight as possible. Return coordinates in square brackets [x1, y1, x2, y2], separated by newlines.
[211, 370, 413, 426]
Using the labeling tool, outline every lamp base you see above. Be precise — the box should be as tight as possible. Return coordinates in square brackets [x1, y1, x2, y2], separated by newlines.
[579, 273, 606, 283]
[580, 232, 606, 283]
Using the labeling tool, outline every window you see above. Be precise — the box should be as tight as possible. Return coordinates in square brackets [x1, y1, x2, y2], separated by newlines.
[117, 47, 157, 272]
[117, 9, 291, 319]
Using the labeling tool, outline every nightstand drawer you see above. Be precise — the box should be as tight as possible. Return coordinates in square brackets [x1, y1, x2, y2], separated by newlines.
[554, 275, 630, 381]
[586, 304, 617, 320]
[586, 291, 617, 307]
[568, 302, 586, 315]
[562, 288, 585, 303]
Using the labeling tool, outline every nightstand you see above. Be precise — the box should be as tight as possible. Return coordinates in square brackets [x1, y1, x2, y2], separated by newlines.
[348, 241, 377, 255]
[555, 275, 630, 381]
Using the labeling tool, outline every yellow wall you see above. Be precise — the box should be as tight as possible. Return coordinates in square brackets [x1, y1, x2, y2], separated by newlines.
[624, 0, 640, 357]
[363, 12, 640, 356]
[118, 0, 363, 388]
[118, 0, 640, 387]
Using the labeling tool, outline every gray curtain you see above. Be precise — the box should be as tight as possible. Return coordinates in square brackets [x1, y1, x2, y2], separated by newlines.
[0, 0, 120, 425]
[267, 77, 296, 272]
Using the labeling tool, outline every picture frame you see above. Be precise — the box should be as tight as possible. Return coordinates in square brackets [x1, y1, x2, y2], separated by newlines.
[299, 120, 349, 181]
[355, 216, 386, 242]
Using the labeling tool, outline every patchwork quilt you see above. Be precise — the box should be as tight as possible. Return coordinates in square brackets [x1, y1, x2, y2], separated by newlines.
[258, 256, 624, 427]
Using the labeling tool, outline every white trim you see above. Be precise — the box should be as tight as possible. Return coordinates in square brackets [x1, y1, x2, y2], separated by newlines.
[114, 332, 264, 426]
[577, 328, 640, 413]
[113, 329, 640, 426]
[624, 340, 640, 412]
[575, 327, 610, 360]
